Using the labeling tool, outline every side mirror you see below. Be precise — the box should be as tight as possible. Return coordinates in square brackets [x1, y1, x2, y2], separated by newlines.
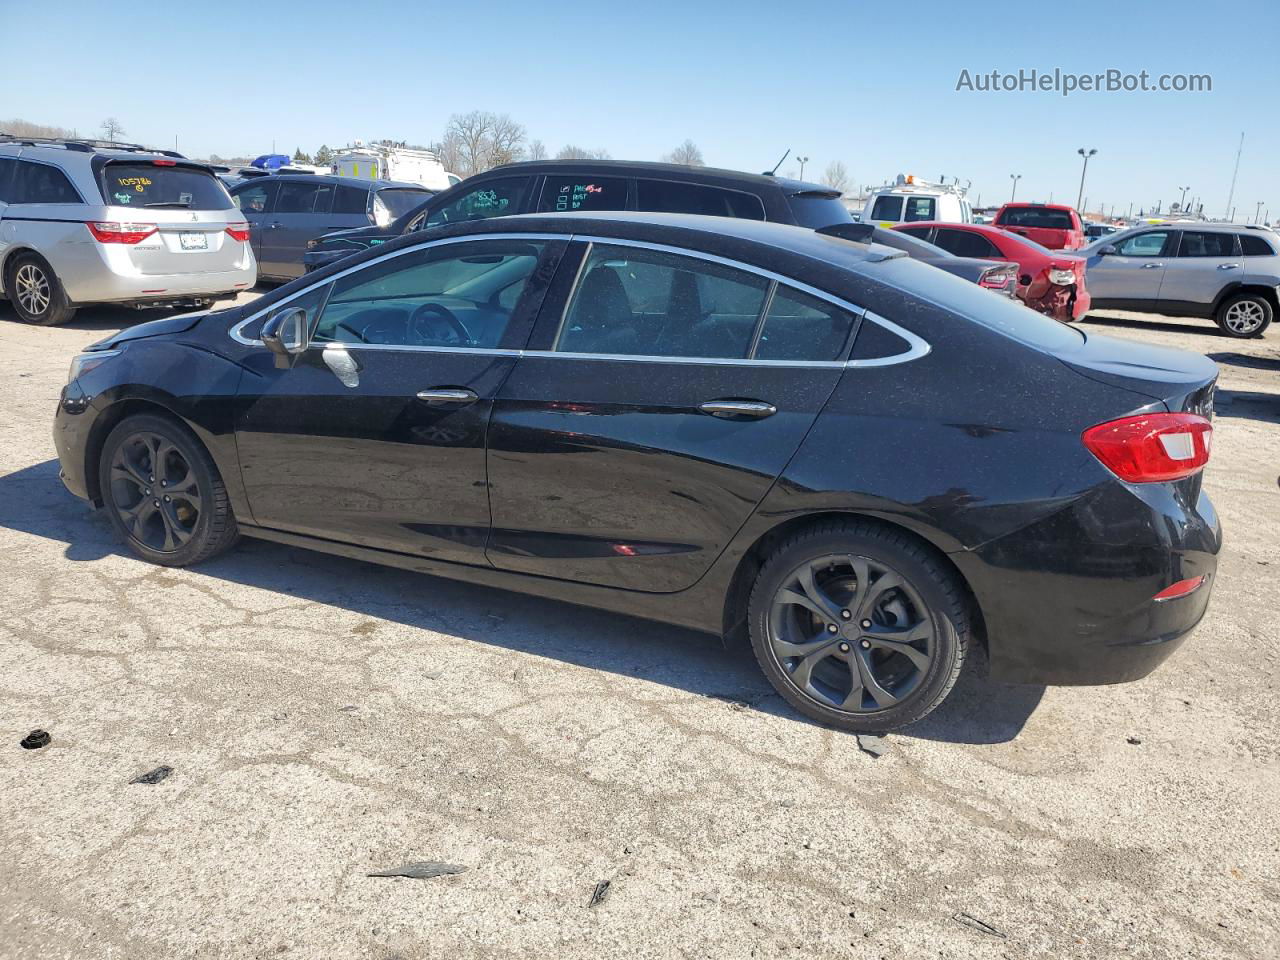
[261, 307, 310, 369]
[1098, 245, 1118, 256]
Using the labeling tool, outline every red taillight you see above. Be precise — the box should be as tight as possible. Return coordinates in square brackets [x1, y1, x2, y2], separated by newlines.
[1082, 413, 1212, 483]
[225, 224, 251, 242]
[87, 222, 157, 244]
[1152, 576, 1206, 602]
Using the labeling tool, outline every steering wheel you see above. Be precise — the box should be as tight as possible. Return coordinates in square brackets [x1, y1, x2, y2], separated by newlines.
[333, 321, 369, 343]
[409, 302, 471, 346]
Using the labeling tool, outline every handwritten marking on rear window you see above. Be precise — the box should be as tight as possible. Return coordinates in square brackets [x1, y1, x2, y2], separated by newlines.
[116, 176, 153, 192]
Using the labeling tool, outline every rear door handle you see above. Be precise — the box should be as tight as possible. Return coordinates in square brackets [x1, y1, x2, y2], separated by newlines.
[416, 387, 478, 406]
[1218, 262, 1241, 270]
[699, 399, 777, 419]
[1142, 262, 1164, 268]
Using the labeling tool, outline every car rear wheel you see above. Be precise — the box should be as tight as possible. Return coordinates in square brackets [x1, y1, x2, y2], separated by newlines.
[99, 414, 239, 567]
[6, 254, 77, 326]
[1215, 293, 1272, 338]
[747, 521, 969, 733]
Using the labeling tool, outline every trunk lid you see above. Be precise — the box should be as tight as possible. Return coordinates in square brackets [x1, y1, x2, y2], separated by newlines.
[1057, 329, 1218, 416]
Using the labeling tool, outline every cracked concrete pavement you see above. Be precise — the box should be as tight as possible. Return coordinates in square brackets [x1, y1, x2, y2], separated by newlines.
[1, 294, 1277, 959]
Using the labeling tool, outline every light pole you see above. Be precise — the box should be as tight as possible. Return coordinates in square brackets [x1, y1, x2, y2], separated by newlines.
[1178, 185, 1190, 211]
[1009, 174, 1021, 202]
[1075, 148, 1096, 211]
[796, 156, 810, 180]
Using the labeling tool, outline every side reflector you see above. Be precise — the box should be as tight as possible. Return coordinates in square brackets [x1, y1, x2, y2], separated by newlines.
[1082, 413, 1212, 483]
[1153, 576, 1205, 602]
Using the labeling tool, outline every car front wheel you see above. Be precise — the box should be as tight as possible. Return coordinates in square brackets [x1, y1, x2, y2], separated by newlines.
[748, 521, 970, 733]
[1215, 293, 1272, 338]
[6, 254, 77, 326]
[99, 413, 240, 567]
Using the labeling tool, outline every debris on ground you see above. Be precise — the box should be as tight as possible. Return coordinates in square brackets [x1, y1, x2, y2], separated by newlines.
[856, 734, 887, 757]
[20, 730, 51, 750]
[1126, 736, 1143, 745]
[952, 912, 1008, 939]
[588, 880, 611, 908]
[366, 862, 467, 880]
[130, 765, 173, 785]
[338, 705, 358, 713]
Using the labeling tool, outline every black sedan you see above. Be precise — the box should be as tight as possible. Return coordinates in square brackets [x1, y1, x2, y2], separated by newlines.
[54, 212, 1222, 732]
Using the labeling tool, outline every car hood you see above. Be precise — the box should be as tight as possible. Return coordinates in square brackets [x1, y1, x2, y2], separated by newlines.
[85, 310, 215, 351]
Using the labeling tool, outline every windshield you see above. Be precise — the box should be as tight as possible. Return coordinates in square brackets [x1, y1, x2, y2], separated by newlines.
[376, 188, 434, 219]
[100, 162, 234, 210]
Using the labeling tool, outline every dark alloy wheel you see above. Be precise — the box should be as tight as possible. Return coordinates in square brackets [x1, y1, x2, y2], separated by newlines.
[748, 521, 969, 733]
[7, 254, 77, 326]
[99, 414, 239, 566]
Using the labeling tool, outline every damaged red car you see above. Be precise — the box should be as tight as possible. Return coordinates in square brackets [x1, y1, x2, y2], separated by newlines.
[893, 222, 1091, 322]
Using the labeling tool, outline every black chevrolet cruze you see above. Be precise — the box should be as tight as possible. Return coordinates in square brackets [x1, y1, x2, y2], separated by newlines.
[54, 212, 1222, 732]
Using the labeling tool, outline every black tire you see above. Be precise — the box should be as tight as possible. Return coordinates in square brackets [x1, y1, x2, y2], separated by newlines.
[1215, 292, 1272, 338]
[747, 520, 969, 733]
[6, 253, 77, 326]
[98, 413, 239, 567]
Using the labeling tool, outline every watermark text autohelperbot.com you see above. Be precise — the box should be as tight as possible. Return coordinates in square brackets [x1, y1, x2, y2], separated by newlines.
[956, 68, 1211, 96]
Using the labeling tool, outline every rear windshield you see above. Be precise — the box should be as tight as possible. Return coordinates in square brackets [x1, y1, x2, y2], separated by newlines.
[998, 207, 1073, 230]
[788, 192, 852, 229]
[100, 162, 233, 210]
[376, 187, 434, 218]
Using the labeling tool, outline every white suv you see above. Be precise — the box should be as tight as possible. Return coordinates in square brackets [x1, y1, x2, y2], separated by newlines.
[0, 136, 256, 325]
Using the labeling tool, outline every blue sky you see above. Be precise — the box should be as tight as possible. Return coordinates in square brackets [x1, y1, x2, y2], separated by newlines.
[2, 0, 1276, 219]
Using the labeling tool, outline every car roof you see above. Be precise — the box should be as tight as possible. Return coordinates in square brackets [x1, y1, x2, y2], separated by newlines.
[485, 159, 838, 196]
[997, 202, 1076, 212]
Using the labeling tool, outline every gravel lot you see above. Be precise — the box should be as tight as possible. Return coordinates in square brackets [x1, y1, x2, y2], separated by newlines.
[1, 293, 1277, 960]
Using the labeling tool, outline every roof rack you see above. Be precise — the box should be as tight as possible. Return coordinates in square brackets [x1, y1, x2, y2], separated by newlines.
[0, 133, 186, 159]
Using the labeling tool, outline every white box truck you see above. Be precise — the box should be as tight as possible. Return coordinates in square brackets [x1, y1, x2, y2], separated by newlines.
[332, 144, 457, 190]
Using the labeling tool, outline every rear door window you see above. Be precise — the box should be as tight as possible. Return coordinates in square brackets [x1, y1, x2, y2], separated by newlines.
[755, 286, 856, 361]
[902, 196, 936, 222]
[332, 184, 369, 214]
[275, 181, 332, 214]
[634, 179, 765, 220]
[100, 163, 230, 210]
[12, 161, 82, 204]
[539, 176, 629, 212]
[870, 196, 904, 221]
[932, 228, 1002, 258]
[1178, 232, 1238, 257]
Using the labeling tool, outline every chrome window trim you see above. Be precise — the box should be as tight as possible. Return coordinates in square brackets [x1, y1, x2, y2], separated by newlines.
[228, 232, 572, 345]
[227, 230, 931, 370]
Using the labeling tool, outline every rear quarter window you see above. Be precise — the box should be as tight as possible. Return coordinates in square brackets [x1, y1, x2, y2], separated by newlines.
[101, 163, 232, 210]
[12, 161, 82, 204]
[634, 179, 765, 220]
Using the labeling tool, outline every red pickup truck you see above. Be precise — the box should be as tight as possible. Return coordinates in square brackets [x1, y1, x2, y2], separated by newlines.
[993, 202, 1085, 250]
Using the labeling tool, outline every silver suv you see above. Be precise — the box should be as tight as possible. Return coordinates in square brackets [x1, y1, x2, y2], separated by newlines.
[0, 136, 256, 325]
[1081, 221, 1279, 338]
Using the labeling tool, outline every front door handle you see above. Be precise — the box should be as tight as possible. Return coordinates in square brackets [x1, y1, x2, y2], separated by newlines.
[699, 399, 777, 419]
[416, 387, 478, 406]
[1218, 262, 1241, 270]
[1142, 262, 1164, 268]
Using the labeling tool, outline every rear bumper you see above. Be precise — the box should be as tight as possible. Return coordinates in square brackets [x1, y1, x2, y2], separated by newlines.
[52, 240, 257, 305]
[952, 480, 1221, 685]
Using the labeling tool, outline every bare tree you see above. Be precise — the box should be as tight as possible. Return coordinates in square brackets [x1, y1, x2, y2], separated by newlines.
[526, 139, 548, 161]
[441, 111, 528, 177]
[100, 117, 126, 142]
[3, 118, 77, 139]
[822, 160, 850, 194]
[556, 144, 611, 160]
[663, 139, 704, 166]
